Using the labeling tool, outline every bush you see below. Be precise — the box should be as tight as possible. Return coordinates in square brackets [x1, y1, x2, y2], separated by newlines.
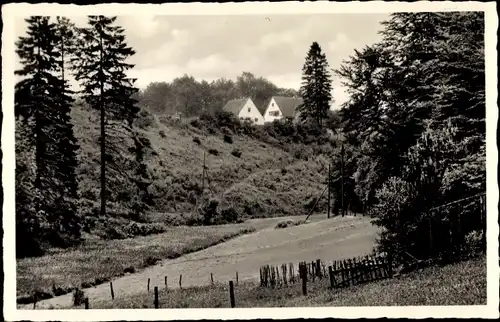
[208, 148, 219, 156]
[144, 256, 161, 266]
[462, 230, 485, 257]
[73, 288, 86, 306]
[159, 130, 166, 138]
[80, 281, 92, 289]
[275, 219, 309, 229]
[193, 137, 201, 145]
[134, 108, 156, 129]
[231, 149, 242, 158]
[52, 283, 70, 297]
[201, 199, 220, 225]
[124, 266, 135, 274]
[94, 276, 110, 285]
[219, 207, 240, 224]
[190, 119, 201, 128]
[224, 134, 233, 144]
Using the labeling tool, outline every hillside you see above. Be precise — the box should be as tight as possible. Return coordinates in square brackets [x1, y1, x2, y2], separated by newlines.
[70, 102, 335, 239]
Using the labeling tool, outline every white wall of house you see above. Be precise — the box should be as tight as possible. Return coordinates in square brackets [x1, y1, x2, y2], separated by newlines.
[263, 98, 283, 123]
[237, 99, 265, 125]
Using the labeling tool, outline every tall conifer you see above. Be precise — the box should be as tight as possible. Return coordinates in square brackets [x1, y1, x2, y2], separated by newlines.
[71, 16, 139, 216]
[15, 16, 81, 254]
[297, 42, 333, 127]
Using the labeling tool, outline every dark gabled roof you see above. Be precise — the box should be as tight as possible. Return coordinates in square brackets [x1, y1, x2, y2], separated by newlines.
[271, 96, 303, 117]
[256, 103, 267, 115]
[222, 98, 250, 116]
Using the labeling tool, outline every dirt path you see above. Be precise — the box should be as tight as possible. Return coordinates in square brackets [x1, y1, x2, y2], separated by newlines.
[24, 215, 378, 309]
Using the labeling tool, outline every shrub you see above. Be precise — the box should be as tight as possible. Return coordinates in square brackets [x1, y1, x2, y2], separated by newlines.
[224, 134, 233, 144]
[208, 148, 219, 156]
[275, 219, 308, 229]
[462, 230, 485, 257]
[198, 198, 220, 225]
[219, 207, 240, 224]
[134, 108, 156, 129]
[94, 276, 110, 285]
[102, 226, 128, 240]
[52, 283, 69, 297]
[144, 256, 161, 266]
[124, 266, 135, 274]
[72, 288, 86, 306]
[231, 149, 242, 158]
[190, 119, 201, 128]
[80, 281, 92, 289]
[193, 137, 201, 145]
[159, 130, 166, 138]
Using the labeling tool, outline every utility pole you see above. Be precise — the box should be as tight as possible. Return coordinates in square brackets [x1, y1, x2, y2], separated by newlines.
[202, 151, 206, 194]
[341, 144, 344, 217]
[327, 163, 331, 219]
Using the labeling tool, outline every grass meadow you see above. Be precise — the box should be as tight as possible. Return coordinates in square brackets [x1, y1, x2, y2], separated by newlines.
[83, 256, 486, 309]
[17, 223, 257, 302]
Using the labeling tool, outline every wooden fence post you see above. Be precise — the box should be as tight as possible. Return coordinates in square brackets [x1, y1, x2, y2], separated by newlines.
[165, 276, 168, 289]
[328, 266, 335, 289]
[154, 286, 159, 309]
[179, 274, 182, 289]
[110, 281, 115, 300]
[84, 297, 89, 309]
[387, 252, 393, 278]
[229, 281, 235, 308]
[316, 259, 321, 278]
[481, 195, 486, 254]
[302, 273, 307, 296]
[211, 273, 214, 285]
[236, 271, 239, 285]
[147, 278, 150, 292]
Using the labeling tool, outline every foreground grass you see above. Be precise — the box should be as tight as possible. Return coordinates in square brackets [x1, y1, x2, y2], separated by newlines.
[17, 223, 257, 303]
[85, 257, 486, 308]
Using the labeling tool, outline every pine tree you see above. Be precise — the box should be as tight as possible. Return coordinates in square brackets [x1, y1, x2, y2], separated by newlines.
[71, 15, 139, 217]
[15, 16, 81, 254]
[297, 42, 333, 127]
[52, 16, 81, 240]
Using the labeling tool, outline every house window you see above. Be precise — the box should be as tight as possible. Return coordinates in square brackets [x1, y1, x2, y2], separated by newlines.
[270, 111, 280, 117]
[272, 103, 274, 107]
[255, 118, 258, 122]
[248, 108, 251, 112]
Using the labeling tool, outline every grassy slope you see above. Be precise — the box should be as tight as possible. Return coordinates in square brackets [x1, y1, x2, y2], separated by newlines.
[71, 104, 330, 225]
[17, 223, 257, 300]
[86, 257, 486, 309]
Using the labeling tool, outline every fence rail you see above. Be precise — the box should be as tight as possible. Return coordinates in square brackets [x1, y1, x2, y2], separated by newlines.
[259, 253, 393, 290]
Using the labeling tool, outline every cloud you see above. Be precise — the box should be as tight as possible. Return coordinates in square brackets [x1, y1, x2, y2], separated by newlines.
[119, 16, 163, 39]
[327, 32, 351, 53]
[13, 13, 390, 107]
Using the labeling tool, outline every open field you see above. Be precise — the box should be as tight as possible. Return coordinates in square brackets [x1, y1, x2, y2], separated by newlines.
[19, 214, 377, 309]
[85, 256, 486, 308]
[17, 221, 262, 302]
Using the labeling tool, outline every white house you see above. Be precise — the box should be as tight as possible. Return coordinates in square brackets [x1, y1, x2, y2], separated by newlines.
[262, 96, 304, 123]
[222, 98, 265, 125]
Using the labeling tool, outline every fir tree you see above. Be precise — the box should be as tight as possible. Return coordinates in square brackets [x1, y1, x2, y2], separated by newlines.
[71, 15, 139, 217]
[15, 16, 81, 255]
[52, 16, 81, 240]
[297, 42, 333, 127]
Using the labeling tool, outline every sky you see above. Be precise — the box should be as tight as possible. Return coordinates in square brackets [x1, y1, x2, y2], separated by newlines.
[14, 13, 390, 109]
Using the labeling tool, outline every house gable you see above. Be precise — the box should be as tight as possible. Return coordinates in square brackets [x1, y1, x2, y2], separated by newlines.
[236, 98, 265, 125]
[263, 96, 303, 123]
[263, 97, 283, 123]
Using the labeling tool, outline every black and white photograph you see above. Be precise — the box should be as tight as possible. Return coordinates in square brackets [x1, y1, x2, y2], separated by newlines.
[2, 1, 498, 320]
